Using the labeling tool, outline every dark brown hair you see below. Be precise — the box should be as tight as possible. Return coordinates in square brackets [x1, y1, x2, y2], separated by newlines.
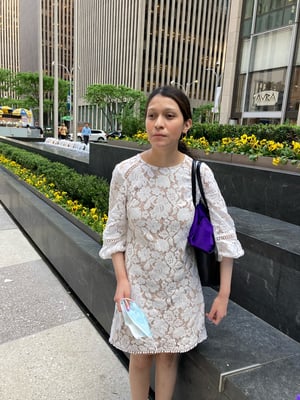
[146, 85, 194, 157]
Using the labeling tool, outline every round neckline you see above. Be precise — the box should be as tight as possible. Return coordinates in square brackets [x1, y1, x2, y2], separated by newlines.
[138, 153, 187, 170]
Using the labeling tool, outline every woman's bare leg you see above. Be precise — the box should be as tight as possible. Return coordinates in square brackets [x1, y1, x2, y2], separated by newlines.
[129, 353, 154, 400]
[155, 353, 179, 400]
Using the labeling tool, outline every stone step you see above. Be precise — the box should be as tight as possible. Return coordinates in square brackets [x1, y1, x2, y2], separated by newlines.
[229, 206, 300, 342]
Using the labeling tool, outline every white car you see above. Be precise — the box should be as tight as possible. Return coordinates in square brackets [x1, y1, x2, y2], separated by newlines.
[77, 129, 107, 142]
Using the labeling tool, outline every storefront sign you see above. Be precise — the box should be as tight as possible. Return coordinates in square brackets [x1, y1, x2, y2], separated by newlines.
[253, 90, 279, 106]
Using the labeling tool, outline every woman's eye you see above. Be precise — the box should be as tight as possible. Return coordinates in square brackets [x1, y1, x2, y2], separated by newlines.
[147, 113, 154, 119]
[166, 114, 175, 119]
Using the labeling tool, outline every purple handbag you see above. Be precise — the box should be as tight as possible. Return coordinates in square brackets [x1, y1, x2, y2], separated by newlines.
[188, 160, 220, 286]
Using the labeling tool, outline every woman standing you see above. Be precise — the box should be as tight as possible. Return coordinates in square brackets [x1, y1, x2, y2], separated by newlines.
[99, 86, 244, 399]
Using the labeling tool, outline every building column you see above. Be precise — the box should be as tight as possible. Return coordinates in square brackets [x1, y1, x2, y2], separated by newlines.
[219, 0, 243, 125]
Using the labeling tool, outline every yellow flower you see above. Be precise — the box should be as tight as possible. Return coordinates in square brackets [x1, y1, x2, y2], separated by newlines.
[272, 157, 280, 166]
[240, 134, 248, 144]
[199, 137, 209, 146]
[101, 214, 108, 223]
[292, 141, 300, 153]
[222, 137, 231, 145]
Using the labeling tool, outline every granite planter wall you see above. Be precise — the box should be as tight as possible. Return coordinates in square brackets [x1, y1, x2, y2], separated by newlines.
[1, 167, 300, 399]
[88, 141, 300, 225]
[1, 137, 299, 225]
[228, 207, 300, 342]
[0, 167, 115, 334]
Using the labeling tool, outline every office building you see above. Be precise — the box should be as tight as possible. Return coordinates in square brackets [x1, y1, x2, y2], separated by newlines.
[0, 0, 19, 72]
[1, 0, 230, 129]
[76, 0, 230, 127]
[1, 1, 299, 126]
[221, 0, 300, 124]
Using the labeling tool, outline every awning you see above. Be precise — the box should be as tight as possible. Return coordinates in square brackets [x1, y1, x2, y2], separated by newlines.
[12, 108, 31, 116]
[62, 115, 73, 121]
[0, 106, 13, 113]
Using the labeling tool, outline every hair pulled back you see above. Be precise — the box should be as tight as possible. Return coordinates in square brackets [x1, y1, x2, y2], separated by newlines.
[146, 86, 194, 157]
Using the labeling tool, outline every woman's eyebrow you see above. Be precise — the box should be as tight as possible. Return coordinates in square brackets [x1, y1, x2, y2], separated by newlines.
[147, 107, 178, 112]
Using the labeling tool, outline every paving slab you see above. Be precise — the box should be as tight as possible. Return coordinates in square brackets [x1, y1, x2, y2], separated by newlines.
[0, 318, 131, 400]
[0, 203, 131, 400]
[0, 204, 16, 230]
[0, 228, 41, 268]
[0, 259, 84, 344]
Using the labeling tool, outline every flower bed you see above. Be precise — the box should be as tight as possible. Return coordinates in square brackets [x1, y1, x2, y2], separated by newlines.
[123, 132, 300, 168]
[0, 143, 109, 239]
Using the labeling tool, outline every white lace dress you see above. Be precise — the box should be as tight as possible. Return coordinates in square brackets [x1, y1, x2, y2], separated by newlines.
[99, 154, 244, 354]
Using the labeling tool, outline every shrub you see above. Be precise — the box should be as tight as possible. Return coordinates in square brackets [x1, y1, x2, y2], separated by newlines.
[190, 123, 300, 143]
[0, 143, 110, 231]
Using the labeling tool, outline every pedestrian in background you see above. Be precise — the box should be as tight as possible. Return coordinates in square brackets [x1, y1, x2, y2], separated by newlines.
[59, 123, 68, 140]
[99, 85, 244, 399]
[81, 122, 91, 145]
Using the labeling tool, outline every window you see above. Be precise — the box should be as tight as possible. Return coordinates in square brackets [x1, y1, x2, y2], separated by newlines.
[233, 74, 246, 114]
[286, 66, 300, 115]
[255, 0, 296, 33]
[250, 28, 292, 72]
[245, 68, 286, 112]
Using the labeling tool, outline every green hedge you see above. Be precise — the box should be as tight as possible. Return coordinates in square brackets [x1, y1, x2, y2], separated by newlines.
[190, 123, 300, 143]
[0, 143, 109, 212]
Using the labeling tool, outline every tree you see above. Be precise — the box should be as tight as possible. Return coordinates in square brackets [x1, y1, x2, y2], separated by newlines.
[192, 103, 214, 123]
[0, 69, 14, 105]
[0, 68, 73, 128]
[85, 84, 146, 133]
[0, 69, 13, 92]
[13, 71, 69, 114]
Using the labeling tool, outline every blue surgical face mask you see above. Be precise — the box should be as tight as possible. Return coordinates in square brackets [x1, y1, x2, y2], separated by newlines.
[120, 298, 152, 339]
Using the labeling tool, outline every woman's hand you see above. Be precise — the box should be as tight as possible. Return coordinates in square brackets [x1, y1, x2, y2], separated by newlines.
[114, 278, 131, 312]
[206, 294, 229, 325]
[112, 252, 130, 311]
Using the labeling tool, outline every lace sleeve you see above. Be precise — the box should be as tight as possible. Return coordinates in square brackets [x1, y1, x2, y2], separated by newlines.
[99, 165, 128, 259]
[200, 162, 244, 261]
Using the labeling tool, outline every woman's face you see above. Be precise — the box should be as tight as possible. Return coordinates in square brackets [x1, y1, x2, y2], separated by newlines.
[146, 94, 192, 149]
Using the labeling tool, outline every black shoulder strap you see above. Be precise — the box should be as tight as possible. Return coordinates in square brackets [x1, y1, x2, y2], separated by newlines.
[192, 160, 209, 210]
[191, 159, 197, 206]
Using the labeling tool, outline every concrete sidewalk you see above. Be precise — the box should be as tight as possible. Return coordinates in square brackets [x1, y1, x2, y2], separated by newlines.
[0, 203, 131, 400]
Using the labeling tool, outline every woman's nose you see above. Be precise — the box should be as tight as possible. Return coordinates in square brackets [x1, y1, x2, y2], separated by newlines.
[154, 114, 164, 128]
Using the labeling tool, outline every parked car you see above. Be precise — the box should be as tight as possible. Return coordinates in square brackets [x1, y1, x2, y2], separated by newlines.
[77, 129, 107, 142]
[107, 130, 125, 139]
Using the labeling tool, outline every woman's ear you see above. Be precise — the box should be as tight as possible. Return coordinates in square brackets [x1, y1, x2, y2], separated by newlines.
[183, 118, 192, 134]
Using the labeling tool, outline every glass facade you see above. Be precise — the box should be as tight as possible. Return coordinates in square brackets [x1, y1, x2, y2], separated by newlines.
[286, 28, 300, 120]
[233, 0, 300, 124]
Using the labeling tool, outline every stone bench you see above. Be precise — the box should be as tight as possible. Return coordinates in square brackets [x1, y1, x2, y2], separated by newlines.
[228, 207, 300, 343]
[44, 137, 89, 152]
[174, 286, 300, 399]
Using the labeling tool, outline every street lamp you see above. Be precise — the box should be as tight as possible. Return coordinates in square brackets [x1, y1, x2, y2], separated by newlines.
[205, 67, 222, 122]
[170, 80, 198, 95]
[52, 61, 74, 134]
